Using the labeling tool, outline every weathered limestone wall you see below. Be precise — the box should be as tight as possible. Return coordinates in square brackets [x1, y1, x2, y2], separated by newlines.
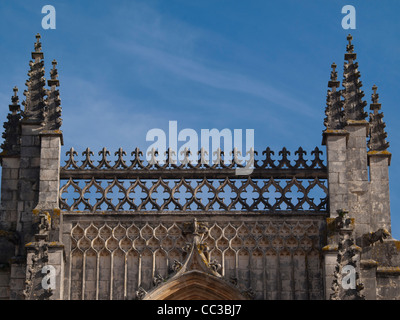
[345, 122, 370, 243]
[0, 158, 20, 230]
[35, 135, 61, 211]
[368, 154, 391, 233]
[3, 123, 42, 300]
[376, 270, 400, 299]
[323, 122, 400, 300]
[34, 134, 62, 243]
[324, 132, 348, 218]
[0, 269, 10, 299]
[17, 124, 42, 245]
[0, 157, 20, 283]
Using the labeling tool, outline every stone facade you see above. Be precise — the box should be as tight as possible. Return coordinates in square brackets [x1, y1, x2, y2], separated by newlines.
[0, 33, 399, 300]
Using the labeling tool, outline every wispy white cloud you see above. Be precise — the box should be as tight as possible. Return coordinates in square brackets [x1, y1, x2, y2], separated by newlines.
[101, 2, 317, 119]
[60, 76, 166, 152]
[116, 41, 316, 116]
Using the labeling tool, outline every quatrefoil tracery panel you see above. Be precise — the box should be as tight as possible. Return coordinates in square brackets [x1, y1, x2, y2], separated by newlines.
[60, 177, 328, 213]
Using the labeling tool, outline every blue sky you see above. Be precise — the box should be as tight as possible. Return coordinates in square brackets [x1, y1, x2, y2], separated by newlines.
[0, 1, 399, 237]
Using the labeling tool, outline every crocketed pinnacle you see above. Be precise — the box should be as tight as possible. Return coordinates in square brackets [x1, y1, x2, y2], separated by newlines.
[342, 34, 368, 122]
[324, 62, 345, 130]
[1, 87, 22, 156]
[21, 33, 47, 124]
[43, 59, 62, 131]
[368, 85, 389, 151]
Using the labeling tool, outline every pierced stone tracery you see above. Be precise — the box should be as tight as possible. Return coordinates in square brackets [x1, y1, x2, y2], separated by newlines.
[68, 219, 324, 300]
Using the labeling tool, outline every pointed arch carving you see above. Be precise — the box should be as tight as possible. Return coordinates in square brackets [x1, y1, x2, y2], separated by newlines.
[143, 270, 247, 300]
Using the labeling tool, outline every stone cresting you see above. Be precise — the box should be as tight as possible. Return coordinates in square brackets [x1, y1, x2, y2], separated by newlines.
[60, 146, 326, 172]
[0, 33, 399, 300]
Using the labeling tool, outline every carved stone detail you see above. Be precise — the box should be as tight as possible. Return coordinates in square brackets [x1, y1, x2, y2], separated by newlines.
[330, 210, 364, 300]
[362, 228, 391, 247]
[22, 212, 53, 300]
[68, 219, 324, 300]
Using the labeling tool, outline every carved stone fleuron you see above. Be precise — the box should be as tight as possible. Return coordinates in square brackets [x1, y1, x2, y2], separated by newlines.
[368, 85, 389, 152]
[182, 218, 209, 238]
[153, 274, 164, 287]
[342, 34, 368, 122]
[172, 260, 183, 272]
[136, 287, 147, 300]
[209, 259, 221, 273]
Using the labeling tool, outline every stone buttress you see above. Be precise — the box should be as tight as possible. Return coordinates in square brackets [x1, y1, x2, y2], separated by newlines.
[0, 34, 64, 300]
[322, 34, 400, 300]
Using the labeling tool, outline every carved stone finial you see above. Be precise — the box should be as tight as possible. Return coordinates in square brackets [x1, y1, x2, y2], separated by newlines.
[346, 34, 354, 53]
[368, 85, 389, 151]
[1, 87, 22, 156]
[182, 218, 209, 238]
[324, 62, 345, 130]
[10, 86, 20, 113]
[342, 34, 367, 122]
[34, 33, 42, 52]
[23, 34, 46, 124]
[335, 209, 351, 229]
[43, 58, 62, 131]
[12, 86, 18, 100]
[371, 85, 379, 105]
[330, 62, 338, 82]
[49, 60, 59, 82]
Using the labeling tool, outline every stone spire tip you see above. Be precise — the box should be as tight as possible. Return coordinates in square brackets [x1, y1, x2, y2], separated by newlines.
[34, 33, 42, 52]
[346, 34, 354, 54]
[328, 62, 340, 88]
[10, 86, 20, 110]
[371, 85, 380, 109]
